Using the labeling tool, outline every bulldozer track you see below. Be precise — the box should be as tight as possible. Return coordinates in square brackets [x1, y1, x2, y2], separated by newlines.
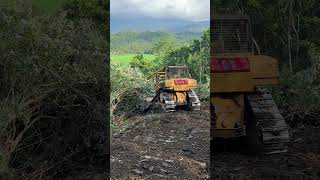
[161, 91, 176, 112]
[143, 90, 201, 113]
[187, 90, 201, 111]
[143, 90, 176, 112]
[247, 87, 290, 154]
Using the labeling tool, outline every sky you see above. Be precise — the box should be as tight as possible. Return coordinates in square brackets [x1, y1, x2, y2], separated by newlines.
[111, 0, 210, 22]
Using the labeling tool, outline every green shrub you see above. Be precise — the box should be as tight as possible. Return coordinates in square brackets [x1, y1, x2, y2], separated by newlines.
[273, 45, 320, 126]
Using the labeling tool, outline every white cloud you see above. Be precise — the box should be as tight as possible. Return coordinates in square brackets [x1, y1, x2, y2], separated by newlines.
[111, 0, 209, 21]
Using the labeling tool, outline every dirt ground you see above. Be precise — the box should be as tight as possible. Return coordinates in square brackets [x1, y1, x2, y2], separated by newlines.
[212, 126, 320, 180]
[111, 102, 211, 179]
[111, 102, 320, 180]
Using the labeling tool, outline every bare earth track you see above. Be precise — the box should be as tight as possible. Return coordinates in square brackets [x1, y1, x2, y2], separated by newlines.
[111, 102, 320, 179]
[111, 102, 210, 179]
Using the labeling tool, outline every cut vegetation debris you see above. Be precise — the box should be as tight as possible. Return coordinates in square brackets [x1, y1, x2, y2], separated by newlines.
[0, 3, 109, 179]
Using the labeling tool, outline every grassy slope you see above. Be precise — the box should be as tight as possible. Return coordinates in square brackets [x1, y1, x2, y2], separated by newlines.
[111, 54, 156, 65]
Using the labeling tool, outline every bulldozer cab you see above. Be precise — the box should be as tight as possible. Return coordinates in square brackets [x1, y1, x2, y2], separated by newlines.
[211, 15, 253, 56]
[166, 66, 191, 79]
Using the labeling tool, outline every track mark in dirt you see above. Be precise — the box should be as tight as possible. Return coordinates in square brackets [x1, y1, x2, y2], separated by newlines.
[111, 102, 210, 179]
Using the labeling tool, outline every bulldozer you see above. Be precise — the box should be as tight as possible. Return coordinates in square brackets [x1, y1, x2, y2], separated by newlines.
[144, 66, 201, 112]
[211, 15, 290, 154]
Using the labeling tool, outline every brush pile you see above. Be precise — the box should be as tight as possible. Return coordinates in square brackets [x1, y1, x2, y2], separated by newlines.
[2, 81, 107, 179]
[0, 9, 108, 179]
[110, 62, 153, 123]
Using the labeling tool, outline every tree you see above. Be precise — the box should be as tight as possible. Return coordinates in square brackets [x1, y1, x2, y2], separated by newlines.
[129, 54, 153, 76]
[65, 0, 109, 33]
[154, 30, 210, 84]
[212, 0, 320, 72]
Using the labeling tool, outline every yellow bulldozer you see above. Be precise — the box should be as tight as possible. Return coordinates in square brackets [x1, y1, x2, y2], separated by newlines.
[144, 66, 201, 112]
[211, 15, 290, 154]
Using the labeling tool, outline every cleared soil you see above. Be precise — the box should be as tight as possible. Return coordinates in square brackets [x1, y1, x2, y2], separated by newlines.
[111, 102, 320, 180]
[111, 102, 210, 179]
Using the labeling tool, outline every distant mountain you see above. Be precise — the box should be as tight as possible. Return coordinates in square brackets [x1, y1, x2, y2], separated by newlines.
[110, 17, 209, 54]
[168, 21, 209, 33]
[111, 17, 209, 33]
[111, 31, 172, 54]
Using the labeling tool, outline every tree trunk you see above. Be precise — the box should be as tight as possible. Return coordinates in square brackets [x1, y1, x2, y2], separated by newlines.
[288, 0, 294, 74]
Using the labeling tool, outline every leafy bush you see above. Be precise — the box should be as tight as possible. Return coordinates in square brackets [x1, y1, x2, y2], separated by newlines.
[64, 0, 109, 32]
[129, 54, 154, 76]
[0, 7, 108, 179]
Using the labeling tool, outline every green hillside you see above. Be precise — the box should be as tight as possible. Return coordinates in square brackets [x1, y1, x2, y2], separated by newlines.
[111, 31, 202, 54]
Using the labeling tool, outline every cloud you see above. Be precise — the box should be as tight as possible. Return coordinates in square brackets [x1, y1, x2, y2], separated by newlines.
[111, 0, 209, 21]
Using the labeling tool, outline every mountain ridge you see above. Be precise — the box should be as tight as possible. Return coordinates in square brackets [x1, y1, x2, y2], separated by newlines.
[111, 17, 209, 33]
